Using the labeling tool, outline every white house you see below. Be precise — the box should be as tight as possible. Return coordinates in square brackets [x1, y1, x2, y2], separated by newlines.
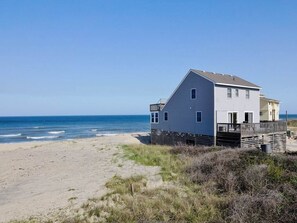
[150, 69, 286, 152]
[260, 95, 280, 122]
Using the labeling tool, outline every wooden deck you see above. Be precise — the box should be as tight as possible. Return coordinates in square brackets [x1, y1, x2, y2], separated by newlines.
[217, 121, 287, 137]
[217, 121, 287, 151]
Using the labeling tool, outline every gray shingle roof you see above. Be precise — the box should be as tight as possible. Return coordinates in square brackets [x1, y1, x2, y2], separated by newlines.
[191, 69, 261, 89]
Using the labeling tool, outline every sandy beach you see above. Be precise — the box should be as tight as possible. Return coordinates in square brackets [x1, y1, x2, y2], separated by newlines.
[0, 133, 160, 222]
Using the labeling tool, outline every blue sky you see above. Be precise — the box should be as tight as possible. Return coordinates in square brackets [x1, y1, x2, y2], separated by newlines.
[0, 0, 296, 116]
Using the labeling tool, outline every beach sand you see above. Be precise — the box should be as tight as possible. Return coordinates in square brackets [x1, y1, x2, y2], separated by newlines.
[0, 133, 161, 222]
[287, 126, 297, 152]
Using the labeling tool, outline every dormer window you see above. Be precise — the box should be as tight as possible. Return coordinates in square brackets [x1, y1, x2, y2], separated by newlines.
[191, 88, 196, 99]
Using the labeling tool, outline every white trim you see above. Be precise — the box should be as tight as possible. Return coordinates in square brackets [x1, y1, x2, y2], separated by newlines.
[214, 84, 217, 138]
[227, 111, 238, 123]
[235, 88, 239, 97]
[163, 111, 168, 121]
[215, 83, 261, 90]
[244, 111, 254, 123]
[245, 89, 250, 99]
[190, 88, 196, 100]
[161, 69, 260, 112]
[150, 112, 159, 124]
[155, 112, 159, 124]
[196, 111, 202, 123]
[227, 87, 232, 98]
[191, 70, 261, 90]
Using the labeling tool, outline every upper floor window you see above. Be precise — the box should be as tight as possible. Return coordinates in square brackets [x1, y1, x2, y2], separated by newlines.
[191, 88, 196, 99]
[196, 111, 202, 123]
[235, 89, 239, 97]
[246, 90, 250, 99]
[227, 88, 232, 98]
[151, 112, 159, 123]
[164, 112, 168, 121]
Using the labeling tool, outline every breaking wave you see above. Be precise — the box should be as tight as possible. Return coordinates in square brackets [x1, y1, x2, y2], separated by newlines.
[27, 136, 60, 140]
[48, 131, 65, 134]
[0, 133, 22, 138]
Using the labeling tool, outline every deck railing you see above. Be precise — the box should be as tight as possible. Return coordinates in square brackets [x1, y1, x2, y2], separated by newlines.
[217, 121, 287, 137]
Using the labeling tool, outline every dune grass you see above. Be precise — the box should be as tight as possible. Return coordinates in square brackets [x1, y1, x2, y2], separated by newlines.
[122, 144, 185, 181]
[82, 144, 297, 223]
[288, 120, 297, 127]
[12, 144, 297, 223]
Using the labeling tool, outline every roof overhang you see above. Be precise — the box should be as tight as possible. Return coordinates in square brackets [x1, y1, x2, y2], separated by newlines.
[215, 83, 261, 90]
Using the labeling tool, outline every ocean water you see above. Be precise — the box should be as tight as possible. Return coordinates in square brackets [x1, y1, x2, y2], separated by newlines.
[280, 114, 297, 120]
[0, 115, 150, 143]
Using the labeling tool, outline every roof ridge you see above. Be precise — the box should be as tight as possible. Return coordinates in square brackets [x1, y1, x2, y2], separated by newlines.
[190, 69, 261, 89]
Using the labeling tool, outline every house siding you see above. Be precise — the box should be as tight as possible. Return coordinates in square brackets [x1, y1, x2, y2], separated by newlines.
[151, 71, 215, 136]
[215, 85, 260, 124]
[260, 98, 280, 121]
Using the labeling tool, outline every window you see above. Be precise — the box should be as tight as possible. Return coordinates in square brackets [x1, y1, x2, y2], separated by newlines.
[260, 111, 263, 116]
[246, 90, 250, 99]
[151, 112, 159, 123]
[164, 112, 168, 121]
[191, 88, 196, 99]
[228, 112, 238, 124]
[227, 88, 232, 98]
[235, 89, 239, 97]
[244, 112, 253, 123]
[196, 111, 202, 123]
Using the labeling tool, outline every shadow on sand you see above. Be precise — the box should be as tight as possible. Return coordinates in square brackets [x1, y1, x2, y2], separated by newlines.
[133, 133, 151, 145]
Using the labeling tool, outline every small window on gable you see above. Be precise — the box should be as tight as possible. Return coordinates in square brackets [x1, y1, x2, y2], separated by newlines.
[191, 88, 196, 99]
[151, 112, 159, 123]
[164, 112, 168, 121]
[235, 89, 239, 97]
[227, 88, 232, 98]
[196, 111, 202, 123]
[246, 90, 250, 99]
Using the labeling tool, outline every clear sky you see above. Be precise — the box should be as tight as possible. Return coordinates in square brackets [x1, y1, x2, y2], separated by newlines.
[0, 0, 296, 116]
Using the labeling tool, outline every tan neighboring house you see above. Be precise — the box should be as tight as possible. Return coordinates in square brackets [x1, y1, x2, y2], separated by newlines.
[260, 95, 280, 122]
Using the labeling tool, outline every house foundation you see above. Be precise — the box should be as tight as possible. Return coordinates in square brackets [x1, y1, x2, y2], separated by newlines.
[151, 129, 215, 146]
[151, 121, 287, 153]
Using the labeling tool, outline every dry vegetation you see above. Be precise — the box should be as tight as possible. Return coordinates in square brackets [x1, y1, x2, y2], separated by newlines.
[174, 146, 297, 223]
[11, 144, 297, 223]
[288, 120, 297, 127]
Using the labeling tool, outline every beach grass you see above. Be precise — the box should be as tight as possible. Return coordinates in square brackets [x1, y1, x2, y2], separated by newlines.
[288, 120, 297, 126]
[11, 144, 297, 223]
[81, 145, 297, 223]
[122, 144, 185, 181]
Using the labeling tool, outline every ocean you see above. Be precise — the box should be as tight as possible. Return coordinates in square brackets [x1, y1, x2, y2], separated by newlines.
[279, 114, 297, 120]
[0, 114, 296, 144]
[0, 115, 150, 143]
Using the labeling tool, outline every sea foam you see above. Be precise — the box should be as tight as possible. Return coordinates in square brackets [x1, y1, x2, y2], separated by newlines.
[0, 133, 22, 137]
[48, 131, 65, 134]
[27, 136, 59, 140]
